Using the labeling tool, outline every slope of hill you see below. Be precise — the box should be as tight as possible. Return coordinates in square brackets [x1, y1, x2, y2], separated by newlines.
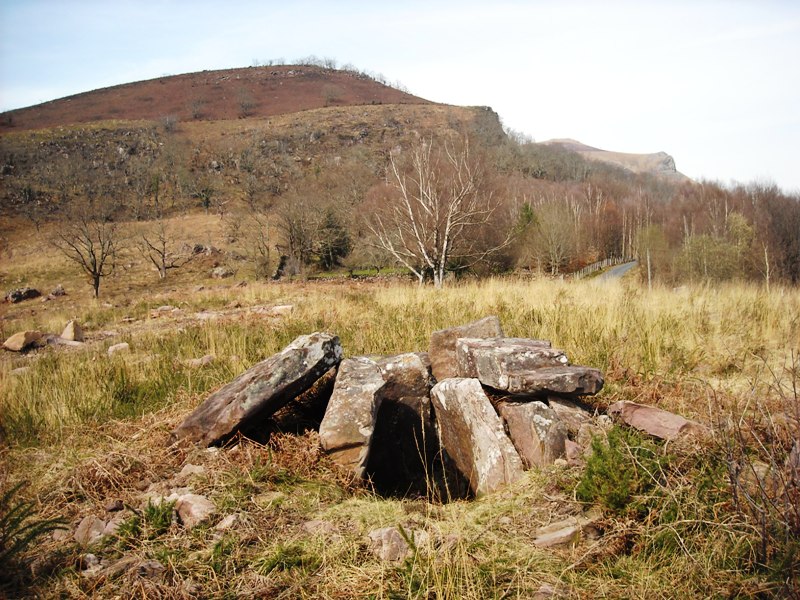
[0, 65, 430, 133]
[541, 138, 689, 181]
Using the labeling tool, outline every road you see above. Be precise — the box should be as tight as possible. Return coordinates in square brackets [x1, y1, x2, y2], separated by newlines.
[596, 261, 638, 280]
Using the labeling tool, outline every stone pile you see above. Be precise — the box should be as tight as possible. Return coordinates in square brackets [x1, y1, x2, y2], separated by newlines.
[172, 316, 626, 498]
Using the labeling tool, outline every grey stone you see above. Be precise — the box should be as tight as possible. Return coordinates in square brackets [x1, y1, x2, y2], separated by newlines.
[607, 401, 707, 441]
[175, 493, 215, 529]
[501, 366, 604, 396]
[172, 332, 342, 446]
[74, 516, 106, 546]
[547, 396, 594, 435]
[319, 357, 385, 478]
[455, 337, 561, 384]
[107, 342, 130, 356]
[497, 401, 567, 468]
[5, 287, 41, 303]
[430, 378, 524, 496]
[210, 266, 234, 279]
[428, 316, 504, 381]
[367, 526, 428, 561]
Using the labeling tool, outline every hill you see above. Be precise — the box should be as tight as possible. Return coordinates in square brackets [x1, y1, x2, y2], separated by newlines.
[541, 138, 689, 181]
[0, 65, 430, 133]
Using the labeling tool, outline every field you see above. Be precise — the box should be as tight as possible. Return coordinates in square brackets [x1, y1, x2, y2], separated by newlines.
[1, 272, 798, 598]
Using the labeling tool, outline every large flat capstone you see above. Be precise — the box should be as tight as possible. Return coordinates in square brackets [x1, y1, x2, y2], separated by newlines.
[171, 332, 342, 446]
[319, 357, 386, 478]
[430, 378, 524, 497]
[428, 316, 503, 381]
[455, 337, 567, 387]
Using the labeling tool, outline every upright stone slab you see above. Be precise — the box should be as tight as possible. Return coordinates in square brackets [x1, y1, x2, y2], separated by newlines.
[171, 332, 342, 446]
[430, 378, 524, 496]
[455, 338, 567, 387]
[319, 357, 386, 478]
[429, 316, 504, 381]
[500, 366, 604, 396]
[497, 401, 567, 468]
[61, 320, 84, 342]
[368, 352, 438, 494]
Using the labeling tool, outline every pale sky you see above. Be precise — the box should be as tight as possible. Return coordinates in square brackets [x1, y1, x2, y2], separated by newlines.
[2, 1, 799, 192]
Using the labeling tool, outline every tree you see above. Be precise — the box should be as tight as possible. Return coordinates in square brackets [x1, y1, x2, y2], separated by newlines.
[367, 137, 510, 287]
[55, 215, 120, 298]
[137, 220, 192, 279]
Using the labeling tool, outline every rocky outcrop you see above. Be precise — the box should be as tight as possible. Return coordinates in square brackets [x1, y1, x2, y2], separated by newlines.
[429, 316, 503, 380]
[499, 366, 604, 396]
[430, 378, 525, 496]
[319, 357, 385, 478]
[172, 332, 342, 446]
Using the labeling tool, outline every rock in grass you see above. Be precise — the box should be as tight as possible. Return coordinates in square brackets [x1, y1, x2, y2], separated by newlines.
[428, 316, 504, 381]
[430, 378, 524, 496]
[455, 337, 567, 386]
[319, 357, 386, 478]
[74, 515, 106, 546]
[497, 400, 567, 468]
[174, 494, 215, 529]
[5, 287, 41, 303]
[107, 342, 130, 356]
[3, 330, 43, 352]
[171, 332, 342, 446]
[61, 319, 84, 342]
[607, 401, 707, 441]
[367, 526, 429, 561]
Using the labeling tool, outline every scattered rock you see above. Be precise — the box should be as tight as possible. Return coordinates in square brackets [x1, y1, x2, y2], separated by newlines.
[107, 342, 130, 356]
[210, 266, 235, 279]
[533, 516, 593, 549]
[430, 378, 524, 496]
[11, 366, 31, 376]
[185, 354, 215, 368]
[367, 526, 428, 561]
[319, 357, 386, 478]
[497, 400, 567, 468]
[74, 515, 106, 546]
[174, 494, 215, 529]
[102, 512, 129, 537]
[428, 316, 504, 380]
[150, 305, 180, 318]
[50, 284, 66, 297]
[172, 332, 343, 446]
[177, 463, 206, 480]
[137, 559, 166, 580]
[104, 499, 124, 512]
[455, 337, 564, 385]
[3, 330, 43, 352]
[61, 320, 84, 342]
[302, 519, 338, 536]
[565, 439, 583, 463]
[607, 401, 707, 441]
[215, 513, 240, 531]
[5, 287, 41, 303]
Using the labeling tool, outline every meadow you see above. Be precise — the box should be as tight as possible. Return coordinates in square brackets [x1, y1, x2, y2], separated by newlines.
[1, 276, 798, 598]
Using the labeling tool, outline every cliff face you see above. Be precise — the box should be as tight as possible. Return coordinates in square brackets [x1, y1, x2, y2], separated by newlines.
[541, 139, 688, 181]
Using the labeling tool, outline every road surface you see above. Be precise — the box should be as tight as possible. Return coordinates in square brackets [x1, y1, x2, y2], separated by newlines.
[597, 261, 638, 280]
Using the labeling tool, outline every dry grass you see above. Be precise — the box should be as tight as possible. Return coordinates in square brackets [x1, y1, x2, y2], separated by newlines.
[1, 275, 799, 598]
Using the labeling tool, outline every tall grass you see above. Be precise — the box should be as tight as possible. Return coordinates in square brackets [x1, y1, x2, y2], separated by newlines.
[1, 278, 797, 444]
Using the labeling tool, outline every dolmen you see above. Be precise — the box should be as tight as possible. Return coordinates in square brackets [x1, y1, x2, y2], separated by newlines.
[171, 316, 607, 498]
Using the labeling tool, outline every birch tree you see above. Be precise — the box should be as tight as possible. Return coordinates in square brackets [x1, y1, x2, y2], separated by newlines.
[368, 137, 510, 287]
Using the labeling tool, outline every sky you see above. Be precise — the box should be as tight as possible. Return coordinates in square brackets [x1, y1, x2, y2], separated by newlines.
[1, 0, 799, 192]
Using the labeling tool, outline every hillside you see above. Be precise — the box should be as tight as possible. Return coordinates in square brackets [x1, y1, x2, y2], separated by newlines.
[0, 65, 430, 133]
[541, 138, 689, 181]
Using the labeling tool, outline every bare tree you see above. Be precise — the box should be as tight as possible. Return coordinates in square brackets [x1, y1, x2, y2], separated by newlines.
[137, 220, 192, 279]
[55, 216, 120, 298]
[368, 137, 510, 287]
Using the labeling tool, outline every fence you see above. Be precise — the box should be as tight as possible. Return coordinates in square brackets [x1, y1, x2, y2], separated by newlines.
[573, 256, 636, 279]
